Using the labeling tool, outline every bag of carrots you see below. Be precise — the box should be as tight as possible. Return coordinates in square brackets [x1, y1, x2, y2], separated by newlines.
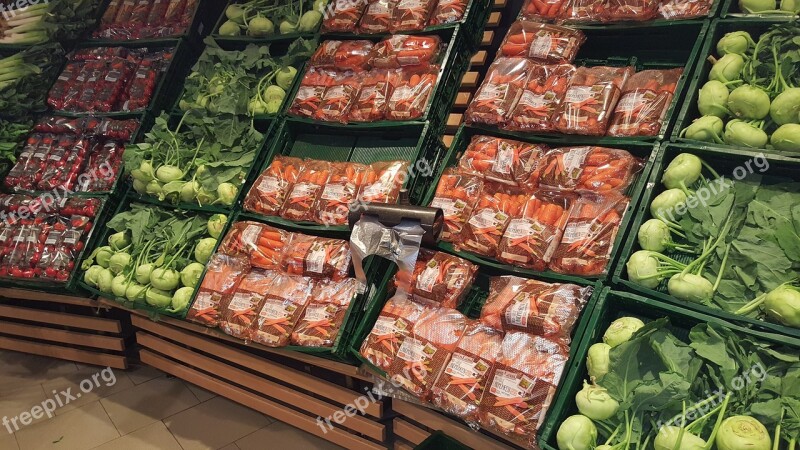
[607, 68, 682, 137]
[358, 160, 409, 204]
[252, 274, 315, 347]
[369, 35, 441, 69]
[309, 41, 343, 68]
[386, 66, 438, 121]
[219, 269, 281, 340]
[549, 193, 629, 276]
[288, 68, 337, 119]
[322, 0, 367, 32]
[479, 332, 569, 449]
[499, 21, 585, 64]
[505, 64, 575, 133]
[185, 254, 250, 327]
[360, 295, 426, 370]
[391, 0, 437, 32]
[658, 0, 712, 19]
[348, 69, 399, 123]
[538, 146, 641, 192]
[387, 306, 467, 400]
[429, 0, 468, 24]
[315, 162, 369, 225]
[497, 191, 575, 271]
[430, 321, 503, 421]
[218, 221, 292, 271]
[458, 185, 528, 258]
[558, 0, 609, 22]
[244, 156, 302, 216]
[552, 66, 634, 135]
[313, 72, 362, 123]
[520, 0, 571, 20]
[606, 0, 659, 21]
[464, 57, 532, 127]
[429, 168, 485, 242]
[458, 135, 547, 189]
[359, 0, 395, 33]
[334, 40, 375, 70]
[281, 234, 352, 281]
[291, 278, 359, 348]
[394, 249, 478, 308]
[279, 160, 332, 222]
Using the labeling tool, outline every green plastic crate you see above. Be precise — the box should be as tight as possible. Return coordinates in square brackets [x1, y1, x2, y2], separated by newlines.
[470, 20, 709, 145]
[537, 287, 800, 450]
[238, 117, 446, 236]
[612, 141, 800, 340]
[421, 124, 658, 285]
[414, 431, 470, 450]
[671, 19, 799, 157]
[210, 0, 321, 45]
[718, 0, 798, 18]
[289, 25, 471, 135]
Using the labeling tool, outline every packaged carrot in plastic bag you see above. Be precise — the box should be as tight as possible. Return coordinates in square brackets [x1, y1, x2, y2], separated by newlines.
[430, 321, 503, 421]
[608, 68, 683, 137]
[505, 64, 575, 133]
[348, 69, 399, 123]
[288, 68, 338, 119]
[291, 278, 359, 347]
[458, 185, 528, 258]
[497, 191, 575, 270]
[429, 0, 468, 24]
[479, 275, 528, 330]
[358, 160, 410, 204]
[559, 0, 609, 22]
[520, 0, 571, 20]
[658, 0, 711, 19]
[458, 135, 547, 188]
[313, 73, 361, 123]
[552, 66, 634, 135]
[607, 0, 659, 21]
[280, 160, 332, 222]
[538, 146, 641, 192]
[252, 274, 315, 347]
[394, 249, 478, 308]
[218, 221, 292, 271]
[359, 0, 395, 33]
[186, 254, 250, 327]
[281, 234, 351, 281]
[244, 156, 302, 216]
[322, 0, 368, 32]
[334, 40, 375, 70]
[360, 295, 426, 370]
[391, 0, 437, 32]
[386, 67, 438, 121]
[309, 41, 343, 68]
[316, 162, 369, 225]
[465, 58, 532, 127]
[388, 306, 467, 400]
[429, 168, 485, 241]
[499, 22, 585, 64]
[479, 333, 569, 448]
[549, 193, 629, 276]
[369, 35, 442, 69]
[219, 269, 281, 340]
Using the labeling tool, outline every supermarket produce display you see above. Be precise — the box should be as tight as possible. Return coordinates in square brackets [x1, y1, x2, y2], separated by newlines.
[0, 1, 798, 450]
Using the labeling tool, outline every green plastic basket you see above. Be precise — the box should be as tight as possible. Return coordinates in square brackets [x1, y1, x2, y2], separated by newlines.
[671, 18, 800, 157]
[210, 0, 321, 45]
[537, 287, 800, 450]
[718, 0, 798, 18]
[238, 117, 446, 236]
[421, 124, 658, 285]
[414, 431, 471, 450]
[611, 141, 800, 340]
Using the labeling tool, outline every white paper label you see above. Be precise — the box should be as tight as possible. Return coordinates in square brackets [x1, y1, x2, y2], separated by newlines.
[307, 244, 326, 274]
[564, 86, 595, 104]
[615, 91, 647, 113]
[562, 147, 591, 173]
[228, 292, 257, 311]
[289, 183, 316, 201]
[561, 222, 593, 244]
[529, 34, 554, 59]
[391, 85, 415, 102]
[430, 197, 464, 218]
[505, 294, 532, 328]
[469, 209, 506, 230]
[257, 176, 281, 195]
[504, 219, 534, 239]
[242, 225, 262, 247]
[303, 305, 331, 323]
[193, 291, 214, 310]
[518, 91, 549, 109]
[489, 369, 534, 399]
[321, 183, 349, 201]
[416, 264, 439, 293]
[445, 353, 488, 379]
[476, 84, 509, 102]
[258, 298, 293, 323]
[493, 141, 515, 174]
[397, 337, 436, 363]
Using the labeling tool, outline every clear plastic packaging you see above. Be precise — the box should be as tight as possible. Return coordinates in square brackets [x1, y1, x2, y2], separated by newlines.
[607, 68, 683, 137]
[186, 254, 250, 327]
[252, 274, 315, 347]
[359, 295, 426, 370]
[458, 185, 527, 258]
[465, 58, 532, 126]
[458, 135, 547, 188]
[280, 235, 351, 281]
[291, 278, 359, 347]
[322, 0, 368, 32]
[505, 64, 575, 133]
[429, 168, 485, 242]
[358, 161, 410, 204]
[429, 0, 468, 24]
[288, 68, 338, 119]
[315, 162, 368, 225]
[359, 0, 395, 33]
[244, 156, 302, 216]
[538, 146, 641, 192]
[348, 69, 399, 123]
[218, 221, 292, 271]
[369, 35, 441, 69]
[279, 160, 332, 222]
[313, 72, 362, 123]
[219, 269, 280, 340]
[520, 0, 571, 20]
[391, 0, 437, 32]
[499, 22, 585, 64]
[386, 66, 439, 121]
[394, 249, 478, 308]
[552, 66, 634, 135]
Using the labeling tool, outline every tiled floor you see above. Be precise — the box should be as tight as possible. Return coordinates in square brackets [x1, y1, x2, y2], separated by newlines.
[0, 350, 345, 450]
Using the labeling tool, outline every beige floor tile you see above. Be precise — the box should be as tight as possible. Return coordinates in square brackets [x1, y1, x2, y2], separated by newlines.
[0, 431, 19, 450]
[235, 422, 345, 450]
[14, 401, 119, 450]
[41, 367, 136, 415]
[0, 385, 49, 430]
[217, 444, 240, 450]
[0, 351, 78, 394]
[184, 382, 217, 403]
[90, 421, 182, 450]
[125, 364, 164, 385]
[101, 376, 199, 434]
[164, 397, 270, 450]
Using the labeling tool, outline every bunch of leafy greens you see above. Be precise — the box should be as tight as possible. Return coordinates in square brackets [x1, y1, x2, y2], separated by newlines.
[0, 43, 65, 117]
[743, 22, 800, 96]
[0, 118, 31, 166]
[0, 0, 102, 44]
[123, 111, 264, 207]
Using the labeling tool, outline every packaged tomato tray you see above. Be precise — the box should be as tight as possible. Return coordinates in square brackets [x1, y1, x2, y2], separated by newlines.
[0, 196, 103, 284]
[47, 46, 174, 114]
[94, 0, 200, 40]
[2, 116, 137, 194]
[323, 0, 472, 32]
